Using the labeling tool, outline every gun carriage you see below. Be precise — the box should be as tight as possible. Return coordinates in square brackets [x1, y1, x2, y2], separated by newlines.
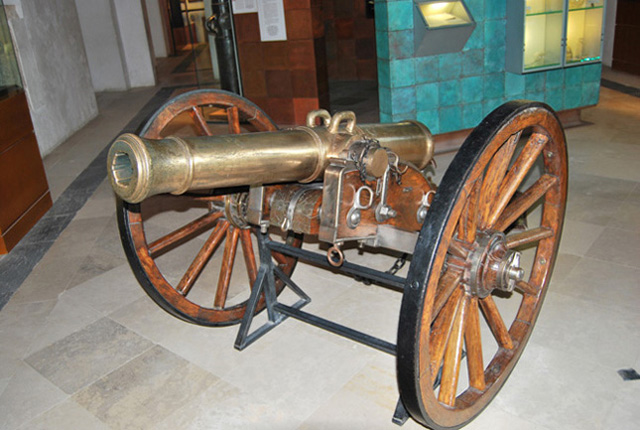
[108, 89, 567, 429]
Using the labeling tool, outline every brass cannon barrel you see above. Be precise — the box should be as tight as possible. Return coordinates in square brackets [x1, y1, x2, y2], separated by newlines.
[108, 117, 433, 203]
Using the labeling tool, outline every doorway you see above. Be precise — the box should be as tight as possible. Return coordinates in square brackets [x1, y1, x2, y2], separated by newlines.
[162, 0, 220, 87]
[612, 0, 640, 75]
[322, 0, 379, 122]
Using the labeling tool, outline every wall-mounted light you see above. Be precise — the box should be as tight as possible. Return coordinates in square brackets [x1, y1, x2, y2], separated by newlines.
[414, 0, 475, 56]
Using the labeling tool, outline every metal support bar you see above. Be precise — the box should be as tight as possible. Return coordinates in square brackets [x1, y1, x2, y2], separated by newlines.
[234, 231, 310, 350]
[267, 240, 406, 290]
[392, 398, 410, 426]
[274, 303, 396, 355]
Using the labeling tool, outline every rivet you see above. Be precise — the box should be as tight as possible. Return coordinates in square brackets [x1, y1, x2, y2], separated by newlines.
[539, 257, 547, 265]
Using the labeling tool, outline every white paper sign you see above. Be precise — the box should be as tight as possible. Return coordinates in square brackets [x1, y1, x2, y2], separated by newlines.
[232, 0, 258, 14]
[258, 0, 287, 42]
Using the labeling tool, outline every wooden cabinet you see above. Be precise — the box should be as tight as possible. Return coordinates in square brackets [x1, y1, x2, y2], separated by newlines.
[0, 90, 52, 253]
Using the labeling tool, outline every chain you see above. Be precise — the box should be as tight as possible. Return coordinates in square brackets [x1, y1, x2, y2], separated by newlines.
[386, 253, 408, 275]
[355, 253, 408, 285]
[349, 138, 382, 182]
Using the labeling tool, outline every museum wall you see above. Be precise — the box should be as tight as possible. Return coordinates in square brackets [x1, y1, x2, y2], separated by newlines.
[6, 0, 98, 156]
[234, 1, 329, 125]
[375, 1, 603, 134]
[75, 0, 157, 91]
[74, 0, 129, 91]
[602, 0, 617, 66]
[111, 0, 156, 88]
[144, 0, 168, 59]
[323, 0, 377, 81]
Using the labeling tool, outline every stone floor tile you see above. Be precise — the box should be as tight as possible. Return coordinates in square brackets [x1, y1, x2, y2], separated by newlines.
[297, 388, 423, 430]
[567, 172, 637, 201]
[462, 406, 552, 430]
[16, 399, 110, 430]
[602, 395, 640, 430]
[8, 277, 70, 305]
[564, 192, 623, 226]
[62, 265, 145, 315]
[73, 345, 218, 430]
[0, 362, 67, 430]
[548, 252, 581, 284]
[25, 317, 153, 394]
[493, 342, 619, 430]
[154, 315, 287, 379]
[157, 381, 301, 430]
[557, 220, 605, 256]
[222, 324, 372, 422]
[533, 291, 640, 369]
[585, 227, 640, 268]
[25, 293, 103, 355]
[312, 281, 402, 345]
[608, 200, 640, 232]
[555, 257, 640, 312]
[0, 300, 56, 359]
[341, 354, 399, 412]
[109, 295, 192, 344]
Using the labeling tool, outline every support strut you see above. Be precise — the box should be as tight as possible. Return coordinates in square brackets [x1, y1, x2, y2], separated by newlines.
[234, 230, 403, 355]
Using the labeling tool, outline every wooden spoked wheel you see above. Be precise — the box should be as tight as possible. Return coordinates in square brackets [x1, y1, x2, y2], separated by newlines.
[117, 89, 299, 326]
[397, 101, 567, 429]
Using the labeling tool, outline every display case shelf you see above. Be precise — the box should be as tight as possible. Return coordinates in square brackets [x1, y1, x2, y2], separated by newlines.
[569, 6, 604, 12]
[526, 10, 563, 16]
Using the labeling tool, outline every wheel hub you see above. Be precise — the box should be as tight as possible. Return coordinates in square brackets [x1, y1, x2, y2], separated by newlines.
[464, 231, 524, 298]
[224, 192, 250, 228]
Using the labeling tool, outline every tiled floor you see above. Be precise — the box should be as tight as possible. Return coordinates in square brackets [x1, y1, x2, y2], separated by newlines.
[1, 64, 640, 429]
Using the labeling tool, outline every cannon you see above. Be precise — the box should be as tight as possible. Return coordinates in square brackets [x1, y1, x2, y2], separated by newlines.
[108, 89, 567, 429]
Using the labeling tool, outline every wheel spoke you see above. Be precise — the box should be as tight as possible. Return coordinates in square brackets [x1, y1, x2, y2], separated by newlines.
[506, 226, 554, 249]
[478, 132, 520, 229]
[479, 296, 514, 349]
[214, 227, 241, 308]
[494, 174, 558, 232]
[239, 229, 258, 286]
[515, 280, 539, 296]
[149, 211, 223, 258]
[464, 297, 486, 391]
[227, 106, 241, 134]
[487, 132, 549, 228]
[177, 220, 229, 296]
[457, 179, 481, 243]
[432, 267, 464, 323]
[448, 239, 470, 259]
[438, 294, 469, 406]
[430, 287, 464, 383]
[190, 106, 213, 136]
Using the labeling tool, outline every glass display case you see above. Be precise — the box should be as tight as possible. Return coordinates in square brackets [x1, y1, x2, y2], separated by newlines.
[413, 1, 476, 56]
[0, 0, 22, 97]
[566, 0, 605, 64]
[506, 0, 606, 73]
[523, 0, 565, 70]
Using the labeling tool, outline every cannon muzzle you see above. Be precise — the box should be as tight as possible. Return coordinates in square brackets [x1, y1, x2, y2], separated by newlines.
[108, 111, 433, 203]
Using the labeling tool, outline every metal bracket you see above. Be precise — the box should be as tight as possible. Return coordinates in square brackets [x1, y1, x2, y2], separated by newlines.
[392, 398, 410, 426]
[234, 230, 311, 351]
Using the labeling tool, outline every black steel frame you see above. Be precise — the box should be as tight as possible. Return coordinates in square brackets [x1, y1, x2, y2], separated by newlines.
[234, 230, 405, 356]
